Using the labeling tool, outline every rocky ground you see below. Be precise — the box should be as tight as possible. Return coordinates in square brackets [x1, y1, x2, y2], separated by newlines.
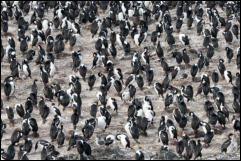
[1, 2, 240, 160]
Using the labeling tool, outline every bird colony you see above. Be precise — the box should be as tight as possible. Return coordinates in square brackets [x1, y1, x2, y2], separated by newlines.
[1, 1, 240, 160]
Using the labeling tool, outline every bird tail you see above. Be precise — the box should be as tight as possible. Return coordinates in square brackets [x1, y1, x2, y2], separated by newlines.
[33, 132, 39, 138]
[1, 151, 9, 160]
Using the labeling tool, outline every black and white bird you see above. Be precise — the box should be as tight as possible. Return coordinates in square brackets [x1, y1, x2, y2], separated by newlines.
[11, 128, 23, 146]
[176, 139, 185, 157]
[90, 103, 98, 118]
[22, 137, 32, 154]
[50, 120, 59, 142]
[224, 70, 232, 84]
[179, 33, 189, 46]
[172, 51, 183, 65]
[96, 91, 107, 106]
[154, 82, 164, 98]
[26, 49, 35, 61]
[145, 67, 154, 86]
[51, 103, 61, 117]
[181, 85, 194, 102]
[218, 59, 226, 79]
[39, 102, 50, 124]
[182, 48, 190, 67]
[222, 30, 233, 43]
[221, 133, 234, 153]
[44, 60, 56, 78]
[69, 31, 79, 49]
[116, 134, 131, 149]
[72, 50, 82, 72]
[211, 71, 219, 86]
[4, 76, 15, 100]
[18, 149, 29, 160]
[151, 31, 159, 46]
[56, 90, 70, 111]
[88, 74, 96, 90]
[200, 121, 212, 134]
[165, 93, 174, 109]
[158, 127, 169, 145]
[217, 111, 226, 128]
[110, 77, 122, 96]
[194, 140, 202, 160]
[225, 47, 233, 63]
[108, 43, 117, 59]
[176, 17, 183, 32]
[47, 60, 56, 78]
[8, 37, 16, 50]
[15, 104, 25, 119]
[232, 116, 240, 132]
[71, 108, 80, 130]
[200, 121, 214, 147]
[57, 124, 65, 148]
[76, 139, 92, 158]
[79, 64, 87, 81]
[43, 84, 53, 101]
[176, 94, 187, 115]
[135, 30, 148, 47]
[6, 106, 14, 124]
[184, 139, 194, 160]
[40, 65, 48, 85]
[46, 35, 54, 52]
[190, 64, 198, 81]
[232, 24, 239, 39]
[107, 97, 118, 114]
[22, 59, 31, 79]
[156, 41, 164, 59]
[125, 74, 136, 88]
[141, 47, 150, 64]
[206, 44, 215, 60]
[98, 72, 108, 86]
[1, 144, 15, 160]
[114, 68, 123, 83]
[91, 18, 101, 38]
[171, 66, 180, 80]
[95, 115, 107, 132]
[109, 30, 116, 44]
[20, 36, 29, 54]
[135, 150, 145, 160]
[103, 134, 115, 146]
[125, 120, 139, 143]
[176, 113, 187, 130]
[173, 108, 182, 124]
[196, 17, 204, 35]
[30, 29, 41, 47]
[168, 125, 177, 140]
[166, 33, 175, 48]
[220, 104, 229, 121]
[235, 72, 240, 90]
[82, 120, 95, 141]
[1, 20, 8, 35]
[135, 75, 144, 90]
[189, 112, 200, 136]
[236, 48, 240, 69]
